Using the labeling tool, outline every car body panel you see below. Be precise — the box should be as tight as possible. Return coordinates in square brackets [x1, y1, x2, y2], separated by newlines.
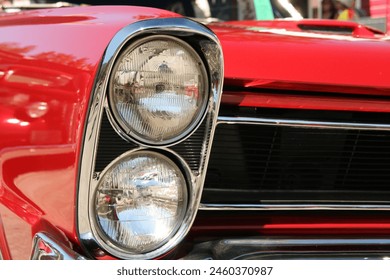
[1, 5, 390, 259]
[210, 20, 390, 97]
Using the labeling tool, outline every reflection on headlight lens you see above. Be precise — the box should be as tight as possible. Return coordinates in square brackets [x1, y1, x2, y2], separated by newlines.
[109, 35, 208, 145]
[95, 151, 187, 254]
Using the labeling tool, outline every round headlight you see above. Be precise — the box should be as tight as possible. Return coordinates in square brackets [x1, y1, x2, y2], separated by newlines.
[108, 35, 208, 145]
[94, 151, 187, 254]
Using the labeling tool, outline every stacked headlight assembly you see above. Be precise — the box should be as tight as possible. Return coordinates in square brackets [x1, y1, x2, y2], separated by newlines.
[78, 18, 223, 259]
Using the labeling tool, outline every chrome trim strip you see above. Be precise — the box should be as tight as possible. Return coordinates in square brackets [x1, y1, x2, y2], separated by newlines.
[182, 238, 390, 260]
[2, 2, 75, 12]
[221, 238, 390, 246]
[78, 17, 223, 259]
[217, 116, 390, 131]
[31, 233, 86, 260]
[199, 203, 390, 211]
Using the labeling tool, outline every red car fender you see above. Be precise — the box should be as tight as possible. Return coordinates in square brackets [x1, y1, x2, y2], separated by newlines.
[0, 6, 180, 259]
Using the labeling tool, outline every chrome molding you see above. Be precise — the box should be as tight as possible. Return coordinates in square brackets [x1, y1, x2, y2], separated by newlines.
[2, 2, 75, 12]
[182, 238, 390, 260]
[199, 203, 390, 211]
[31, 233, 86, 260]
[204, 116, 390, 211]
[78, 17, 223, 259]
[218, 116, 390, 131]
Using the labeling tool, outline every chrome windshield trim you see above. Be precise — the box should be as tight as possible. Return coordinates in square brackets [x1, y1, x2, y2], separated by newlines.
[217, 116, 390, 131]
[199, 203, 390, 211]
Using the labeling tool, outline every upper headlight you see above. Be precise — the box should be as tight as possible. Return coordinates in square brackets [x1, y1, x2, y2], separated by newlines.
[108, 35, 208, 145]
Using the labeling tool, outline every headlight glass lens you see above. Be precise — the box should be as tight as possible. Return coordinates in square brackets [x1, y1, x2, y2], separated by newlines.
[109, 35, 208, 145]
[95, 151, 187, 254]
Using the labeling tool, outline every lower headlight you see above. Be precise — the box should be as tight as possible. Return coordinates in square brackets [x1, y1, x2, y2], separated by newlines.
[94, 150, 187, 254]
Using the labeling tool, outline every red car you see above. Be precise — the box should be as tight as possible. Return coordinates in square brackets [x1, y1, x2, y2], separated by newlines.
[1, 3, 390, 260]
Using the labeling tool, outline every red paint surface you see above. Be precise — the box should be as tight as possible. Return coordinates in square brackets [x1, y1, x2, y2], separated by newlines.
[210, 20, 390, 97]
[191, 213, 390, 237]
[1, 6, 390, 259]
[0, 6, 178, 259]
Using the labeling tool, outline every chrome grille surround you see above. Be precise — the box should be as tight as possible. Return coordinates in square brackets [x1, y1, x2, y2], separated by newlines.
[201, 115, 390, 211]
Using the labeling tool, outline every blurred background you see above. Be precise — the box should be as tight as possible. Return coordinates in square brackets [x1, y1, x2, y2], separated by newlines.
[1, 0, 388, 32]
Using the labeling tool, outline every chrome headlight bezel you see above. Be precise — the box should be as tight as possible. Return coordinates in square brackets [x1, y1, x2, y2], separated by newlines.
[77, 17, 224, 260]
[107, 35, 209, 147]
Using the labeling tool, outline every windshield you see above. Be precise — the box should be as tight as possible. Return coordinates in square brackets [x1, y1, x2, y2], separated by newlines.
[1, 0, 388, 33]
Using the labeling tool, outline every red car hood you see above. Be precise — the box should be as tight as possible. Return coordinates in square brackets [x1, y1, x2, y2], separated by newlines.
[209, 20, 390, 96]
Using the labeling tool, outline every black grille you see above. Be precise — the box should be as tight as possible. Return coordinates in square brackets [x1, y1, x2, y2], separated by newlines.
[94, 113, 137, 172]
[203, 119, 390, 204]
[95, 112, 207, 172]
